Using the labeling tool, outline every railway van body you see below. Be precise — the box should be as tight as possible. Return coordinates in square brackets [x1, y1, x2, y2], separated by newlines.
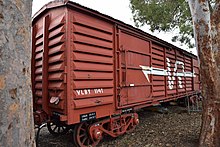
[32, 1, 200, 146]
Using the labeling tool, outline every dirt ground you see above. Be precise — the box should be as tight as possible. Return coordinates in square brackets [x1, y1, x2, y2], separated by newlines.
[37, 105, 201, 147]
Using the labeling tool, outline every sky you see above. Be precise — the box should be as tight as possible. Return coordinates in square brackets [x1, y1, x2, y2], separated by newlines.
[32, 0, 196, 54]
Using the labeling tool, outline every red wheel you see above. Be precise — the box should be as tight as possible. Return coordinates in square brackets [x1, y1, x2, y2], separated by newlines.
[73, 122, 101, 147]
[47, 121, 70, 136]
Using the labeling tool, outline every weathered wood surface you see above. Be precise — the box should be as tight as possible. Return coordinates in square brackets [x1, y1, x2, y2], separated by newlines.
[0, 0, 35, 146]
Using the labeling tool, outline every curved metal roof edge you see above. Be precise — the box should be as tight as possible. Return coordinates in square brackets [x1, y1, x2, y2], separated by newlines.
[32, 0, 68, 21]
[32, 0, 197, 58]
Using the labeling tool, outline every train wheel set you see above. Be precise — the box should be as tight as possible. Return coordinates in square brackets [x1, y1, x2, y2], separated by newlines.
[47, 121, 70, 136]
[73, 121, 100, 147]
[36, 113, 139, 147]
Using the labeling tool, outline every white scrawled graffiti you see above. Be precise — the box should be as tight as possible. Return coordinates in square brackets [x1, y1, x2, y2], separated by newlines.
[140, 57, 196, 90]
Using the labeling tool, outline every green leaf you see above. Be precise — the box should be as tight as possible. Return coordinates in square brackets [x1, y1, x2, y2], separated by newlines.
[130, 0, 194, 48]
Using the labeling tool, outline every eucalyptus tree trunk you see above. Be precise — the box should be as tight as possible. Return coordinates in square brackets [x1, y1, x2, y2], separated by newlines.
[188, 0, 220, 146]
[0, 0, 35, 146]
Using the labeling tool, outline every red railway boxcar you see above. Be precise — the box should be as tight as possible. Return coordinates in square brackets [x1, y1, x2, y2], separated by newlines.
[32, 1, 200, 146]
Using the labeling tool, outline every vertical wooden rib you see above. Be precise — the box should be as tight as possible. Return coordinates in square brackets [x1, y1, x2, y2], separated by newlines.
[117, 28, 121, 106]
[42, 15, 50, 113]
[174, 49, 177, 93]
[113, 25, 117, 109]
[192, 57, 194, 91]
[164, 47, 167, 97]
[66, 10, 72, 120]
[149, 41, 153, 95]
[184, 55, 187, 92]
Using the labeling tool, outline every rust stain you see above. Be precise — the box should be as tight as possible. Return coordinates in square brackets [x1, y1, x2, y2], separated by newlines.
[9, 103, 19, 114]
[199, 0, 206, 3]
[22, 68, 26, 75]
[0, 75, 5, 90]
[0, 13, 3, 20]
[15, 0, 22, 10]
[7, 122, 13, 130]
[202, 8, 208, 12]
[17, 27, 26, 36]
[9, 88, 17, 99]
